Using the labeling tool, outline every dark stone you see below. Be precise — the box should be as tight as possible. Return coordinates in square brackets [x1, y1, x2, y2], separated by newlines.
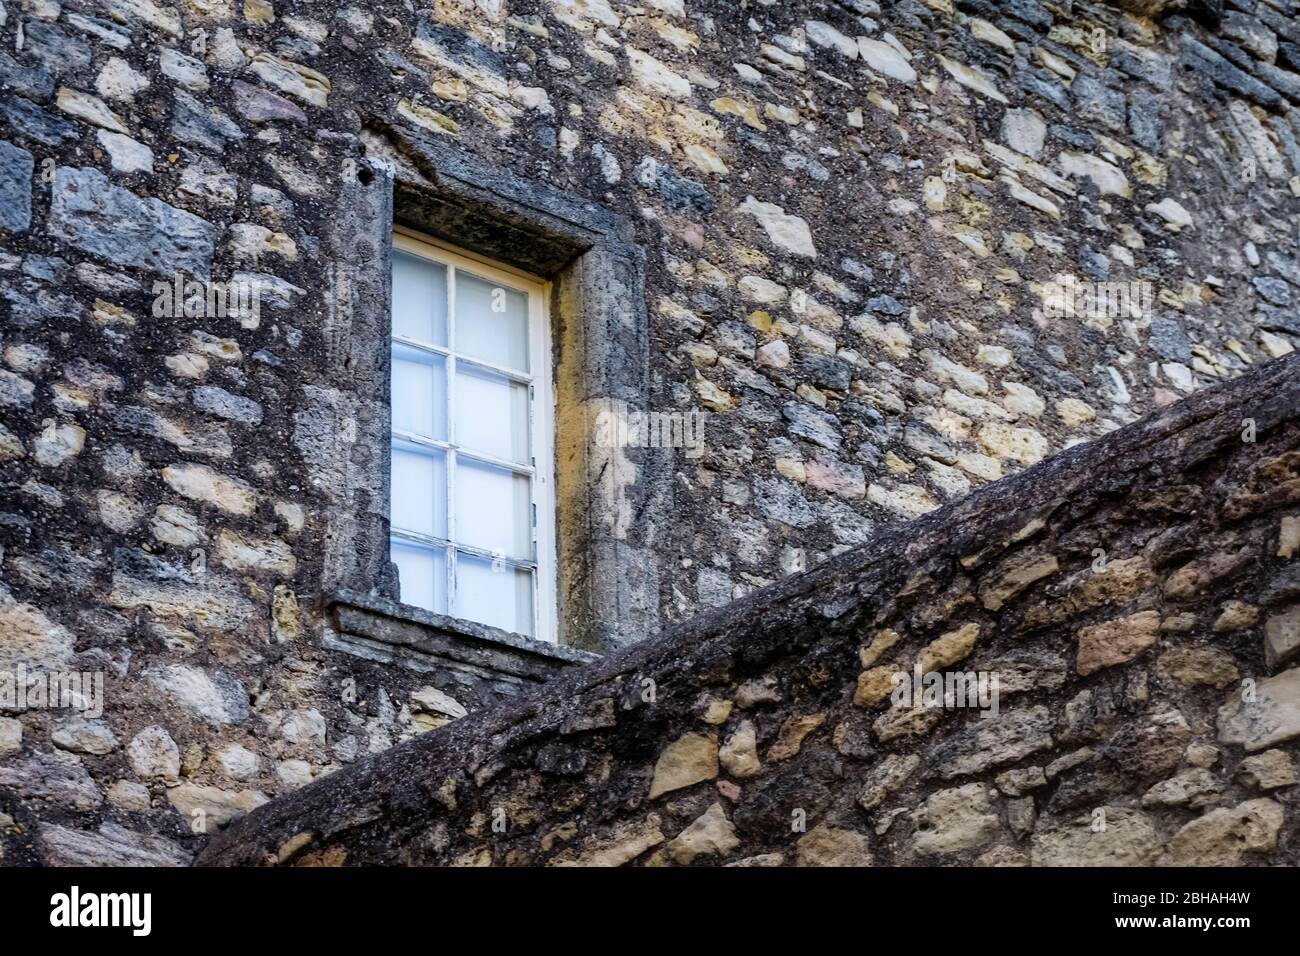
[1148, 316, 1193, 362]
[172, 89, 246, 152]
[1078, 248, 1109, 281]
[1049, 125, 1096, 149]
[1072, 72, 1128, 132]
[23, 20, 92, 76]
[1254, 276, 1294, 306]
[866, 293, 906, 315]
[800, 354, 851, 392]
[1254, 61, 1300, 102]
[1017, 71, 1069, 109]
[0, 96, 79, 146]
[1002, 0, 1054, 28]
[0, 51, 55, 101]
[231, 80, 308, 124]
[1279, 40, 1300, 72]
[1127, 88, 1164, 152]
[1110, 43, 1174, 88]
[642, 160, 713, 217]
[48, 166, 215, 277]
[781, 401, 842, 450]
[1180, 35, 1283, 108]
[0, 140, 34, 233]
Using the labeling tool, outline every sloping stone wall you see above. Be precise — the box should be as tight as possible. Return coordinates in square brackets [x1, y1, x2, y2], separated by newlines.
[2, 0, 1300, 862]
[202, 353, 1299, 866]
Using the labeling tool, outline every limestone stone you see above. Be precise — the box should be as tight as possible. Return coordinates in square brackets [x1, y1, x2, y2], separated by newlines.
[1218, 667, 1300, 751]
[1279, 516, 1300, 559]
[1236, 750, 1297, 790]
[247, 52, 330, 107]
[859, 753, 919, 811]
[145, 664, 249, 725]
[1140, 768, 1224, 808]
[979, 550, 1059, 611]
[857, 38, 916, 84]
[162, 463, 257, 514]
[96, 57, 150, 101]
[33, 420, 85, 466]
[911, 783, 1000, 856]
[854, 666, 897, 708]
[1031, 808, 1160, 866]
[1213, 600, 1259, 631]
[128, 725, 181, 782]
[1264, 606, 1300, 670]
[96, 130, 153, 173]
[0, 594, 75, 671]
[212, 743, 261, 781]
[665, 802, 739, 864]
[1155, 646, 1239, 688]
[0, 751, 103, 810]
[56, 86, 128, 133]
[767, 712, 825, 761]
[0, 717, 22, 756]
[718, 721, 760, 778]
[626, 47, 691, 99]
[648, 732, 718, 798]
[550, 815, 664, 867]
[1160, 799, 1283, 866]
[51, 717, 119, 755]
[796, 826, 872, 866]
[168, 783, 269, 829]
[737, 196, 816, 258]
[977, 423, 1049, 465]
[917, 623, 980, 672]
[39, 822, 188, 866]
[1002, 108, 1047, 159]
[938, 55, 1008, 103]
[107, 780, 152, 812]
[277, 759, 314, 789]
[410, 687, 468, 720]
[995, 766, 1047, 796]
[927, 706, 1054, 779]
[859, 629, 899, 668]
[216, 529, 295, 575]
[975, 845, 1028, 867]
[874, 701, 945, 742]
[1076, 611, 1160, 676]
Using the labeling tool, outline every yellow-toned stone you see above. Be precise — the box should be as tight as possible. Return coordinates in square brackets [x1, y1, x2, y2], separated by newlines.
[767, 712, 825, 761]
[854, 666, 898, 707]
[648, 732, 717, 798]
[917, 623, 980, 672]
[860, 628, 900, 668]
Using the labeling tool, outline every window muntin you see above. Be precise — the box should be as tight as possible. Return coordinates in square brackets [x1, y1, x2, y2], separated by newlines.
[388, 230, 556, 641]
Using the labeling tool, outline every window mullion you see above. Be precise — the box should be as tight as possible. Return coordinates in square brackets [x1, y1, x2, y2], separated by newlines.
[446, 265, 458, 618]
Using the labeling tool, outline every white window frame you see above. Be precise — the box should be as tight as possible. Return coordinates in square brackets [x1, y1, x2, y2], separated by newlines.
[389, 227, 558, 643]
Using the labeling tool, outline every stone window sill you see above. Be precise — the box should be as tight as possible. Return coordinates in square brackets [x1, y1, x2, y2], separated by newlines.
[323, 589, 598, 686]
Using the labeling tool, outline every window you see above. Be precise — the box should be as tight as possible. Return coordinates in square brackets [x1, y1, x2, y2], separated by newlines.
[388, 229, 557, 642]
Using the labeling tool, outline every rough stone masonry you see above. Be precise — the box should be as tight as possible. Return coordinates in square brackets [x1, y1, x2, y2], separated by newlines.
[203, 354, 1300, 866]
[0, 0, 1299, 864]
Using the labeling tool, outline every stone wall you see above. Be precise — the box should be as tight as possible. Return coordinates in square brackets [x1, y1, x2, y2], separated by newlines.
[201, 352, 1300, 866]
[2, 0, 1300, 863]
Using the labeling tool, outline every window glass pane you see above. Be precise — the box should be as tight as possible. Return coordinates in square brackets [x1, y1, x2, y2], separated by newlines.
[393, 250, 448, 346]
[455, 365, 529, 464]
[454, 458, 531, 560]
[390, 442, 447, 539]
[454, 271, 529, 372]
[391, 344, 446, 440]
[455, 552, 533, 637]
[391, 540, 447, 614]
